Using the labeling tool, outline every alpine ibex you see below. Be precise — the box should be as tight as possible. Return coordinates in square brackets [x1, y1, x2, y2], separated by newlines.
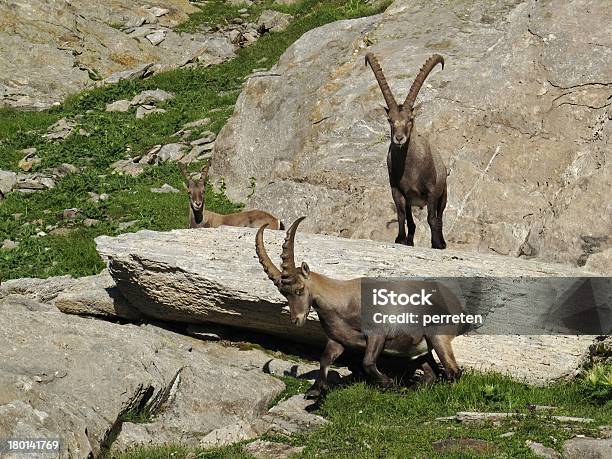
[178, 163, 283, 230]
[366, 53, 448, 249]
[256, 217, 462, 398]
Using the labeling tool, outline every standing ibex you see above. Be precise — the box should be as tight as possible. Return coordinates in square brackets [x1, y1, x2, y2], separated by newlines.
[366, 53, 448, 249]
[256, 217, 462, 398]
[178, 163, 283, 230]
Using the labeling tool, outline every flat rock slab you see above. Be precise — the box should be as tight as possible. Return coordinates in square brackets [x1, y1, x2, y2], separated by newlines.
[97, 226, 598, 384]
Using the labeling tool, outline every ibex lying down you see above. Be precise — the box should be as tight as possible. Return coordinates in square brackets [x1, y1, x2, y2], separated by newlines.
[179, 163, 283, 230]
[366, 53, 448, 249]
[256, 217, 461, 398]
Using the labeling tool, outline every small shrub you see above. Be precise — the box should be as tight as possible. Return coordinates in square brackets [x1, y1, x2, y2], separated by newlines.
[580, 363, 612, 403]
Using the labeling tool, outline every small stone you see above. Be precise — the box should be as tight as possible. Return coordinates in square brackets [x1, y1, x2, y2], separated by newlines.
[110, 159, 145, 177]
[243, 31, 259, 43]
[526, 440, 560, 459]
[146, 6, 169, 17]
[118, 220, 138, 230]
[106, 100, 132, 112]
[150, 183, 179, 194]
[157, 143, 187, 162]
[136, 106, 166, 119]
[1, 239, 19, 250]
[227, 29, 242, 44]
[83, 218, 101, 227]
[243, 440, 305, 459]
[146, 30, 167, 46]
[18, 149, 41, 171]
[182, 118, 211, 129]
[257, 10, 293, 33]
[0, 170, 18, 197]
[61, 208, 81, 220]
[190, 132, 217, 145]
[131, 89, 175, 106]
[43, 118, 76, 141]
[50, 163, 79, 177]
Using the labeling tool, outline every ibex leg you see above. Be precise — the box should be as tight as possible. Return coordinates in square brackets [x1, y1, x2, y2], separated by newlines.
[363, 335, 394, 387]
[306, 339, 344, 398]
[436, 188, 447, 249]
[405, 203, 416, 246]
[391, 187, 408, 245]
[426, 335, 462, 381]
[427, 195, 445, 249]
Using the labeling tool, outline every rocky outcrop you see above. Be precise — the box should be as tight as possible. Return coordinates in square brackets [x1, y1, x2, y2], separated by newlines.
[210, 0, 611, 269]
[96, 226, 601, 384]
[0, 293, 289, 456]
[0, 1, 236, 109]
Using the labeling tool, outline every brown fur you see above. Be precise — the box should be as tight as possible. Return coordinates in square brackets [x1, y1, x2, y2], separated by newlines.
[256, 217, 462, 398]
[178, 163, 282, 230]
[366, 53, 448, 249]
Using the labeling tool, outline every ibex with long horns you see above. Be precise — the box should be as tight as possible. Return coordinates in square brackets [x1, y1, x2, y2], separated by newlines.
[178, 163, 283, 230]
[256, 217, 462, 398]
[366, 53, 448, 249]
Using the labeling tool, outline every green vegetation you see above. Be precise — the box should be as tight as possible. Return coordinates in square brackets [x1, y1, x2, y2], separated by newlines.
[580, 363, 612, 404]
[113, 368, 612, 458]
[0, 0, 391, 281]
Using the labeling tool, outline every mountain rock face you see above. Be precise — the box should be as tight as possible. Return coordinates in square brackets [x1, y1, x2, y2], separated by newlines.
[211, 0, 611, 268]
[0, 0, 234, 110]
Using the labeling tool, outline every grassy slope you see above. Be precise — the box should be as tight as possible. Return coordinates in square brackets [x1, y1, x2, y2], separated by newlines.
[0, 0, 388, 280]
[114, 370, 611, 458]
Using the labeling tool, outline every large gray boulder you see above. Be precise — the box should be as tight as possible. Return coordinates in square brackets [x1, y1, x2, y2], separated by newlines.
[0, 293, 289, 456]
[96, 227, 600, 384]
[210, 0, 611, 268]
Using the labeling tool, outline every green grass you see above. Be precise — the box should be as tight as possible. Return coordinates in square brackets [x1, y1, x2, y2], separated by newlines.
[0, 0, 391, 281]
[113, 368, 612, 458]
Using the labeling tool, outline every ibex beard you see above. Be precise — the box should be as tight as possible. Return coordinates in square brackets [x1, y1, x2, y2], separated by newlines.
[256, 217, 462, 398]
[366, 52, 448, 249]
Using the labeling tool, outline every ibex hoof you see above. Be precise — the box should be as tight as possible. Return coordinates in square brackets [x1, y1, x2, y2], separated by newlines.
[378, 378, 395, 389]
[305, 384, 327, 399]
[432, 241, 446, 250]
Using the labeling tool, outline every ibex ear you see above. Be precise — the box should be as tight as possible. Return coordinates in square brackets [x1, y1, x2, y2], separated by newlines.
[182, 181, 189, 191]
[383, 105, 390, 114]
[412, 102, 422, 114]
[300, 262, 310, 278]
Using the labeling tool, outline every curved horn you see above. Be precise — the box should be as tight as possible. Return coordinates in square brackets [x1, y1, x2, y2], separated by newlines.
[404, 54, 444, 108]
[365, 53, 398, 110]
[255, 224, 282, 285]
[200, 164, 210, 186]
[178, 163, 190, 182]
[280, 216, 306, 277]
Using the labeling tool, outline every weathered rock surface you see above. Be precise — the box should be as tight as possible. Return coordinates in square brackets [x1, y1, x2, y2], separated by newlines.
[0, 170, 17, 198]
[563, 437, 612, 459]
[0, 1, 236, 110]
[211, 0, 612, 269]
[0, 292, 302, 456]
[96, 226, 601, 384]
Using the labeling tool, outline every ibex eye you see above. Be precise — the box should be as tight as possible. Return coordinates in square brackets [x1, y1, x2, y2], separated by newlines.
[295, 289, 303, 296]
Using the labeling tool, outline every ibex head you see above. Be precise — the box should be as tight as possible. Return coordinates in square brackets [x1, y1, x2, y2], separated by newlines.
[179, 163, 207, 213]
[365, 53, 444, 147]
[256, 216, 312, 326]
